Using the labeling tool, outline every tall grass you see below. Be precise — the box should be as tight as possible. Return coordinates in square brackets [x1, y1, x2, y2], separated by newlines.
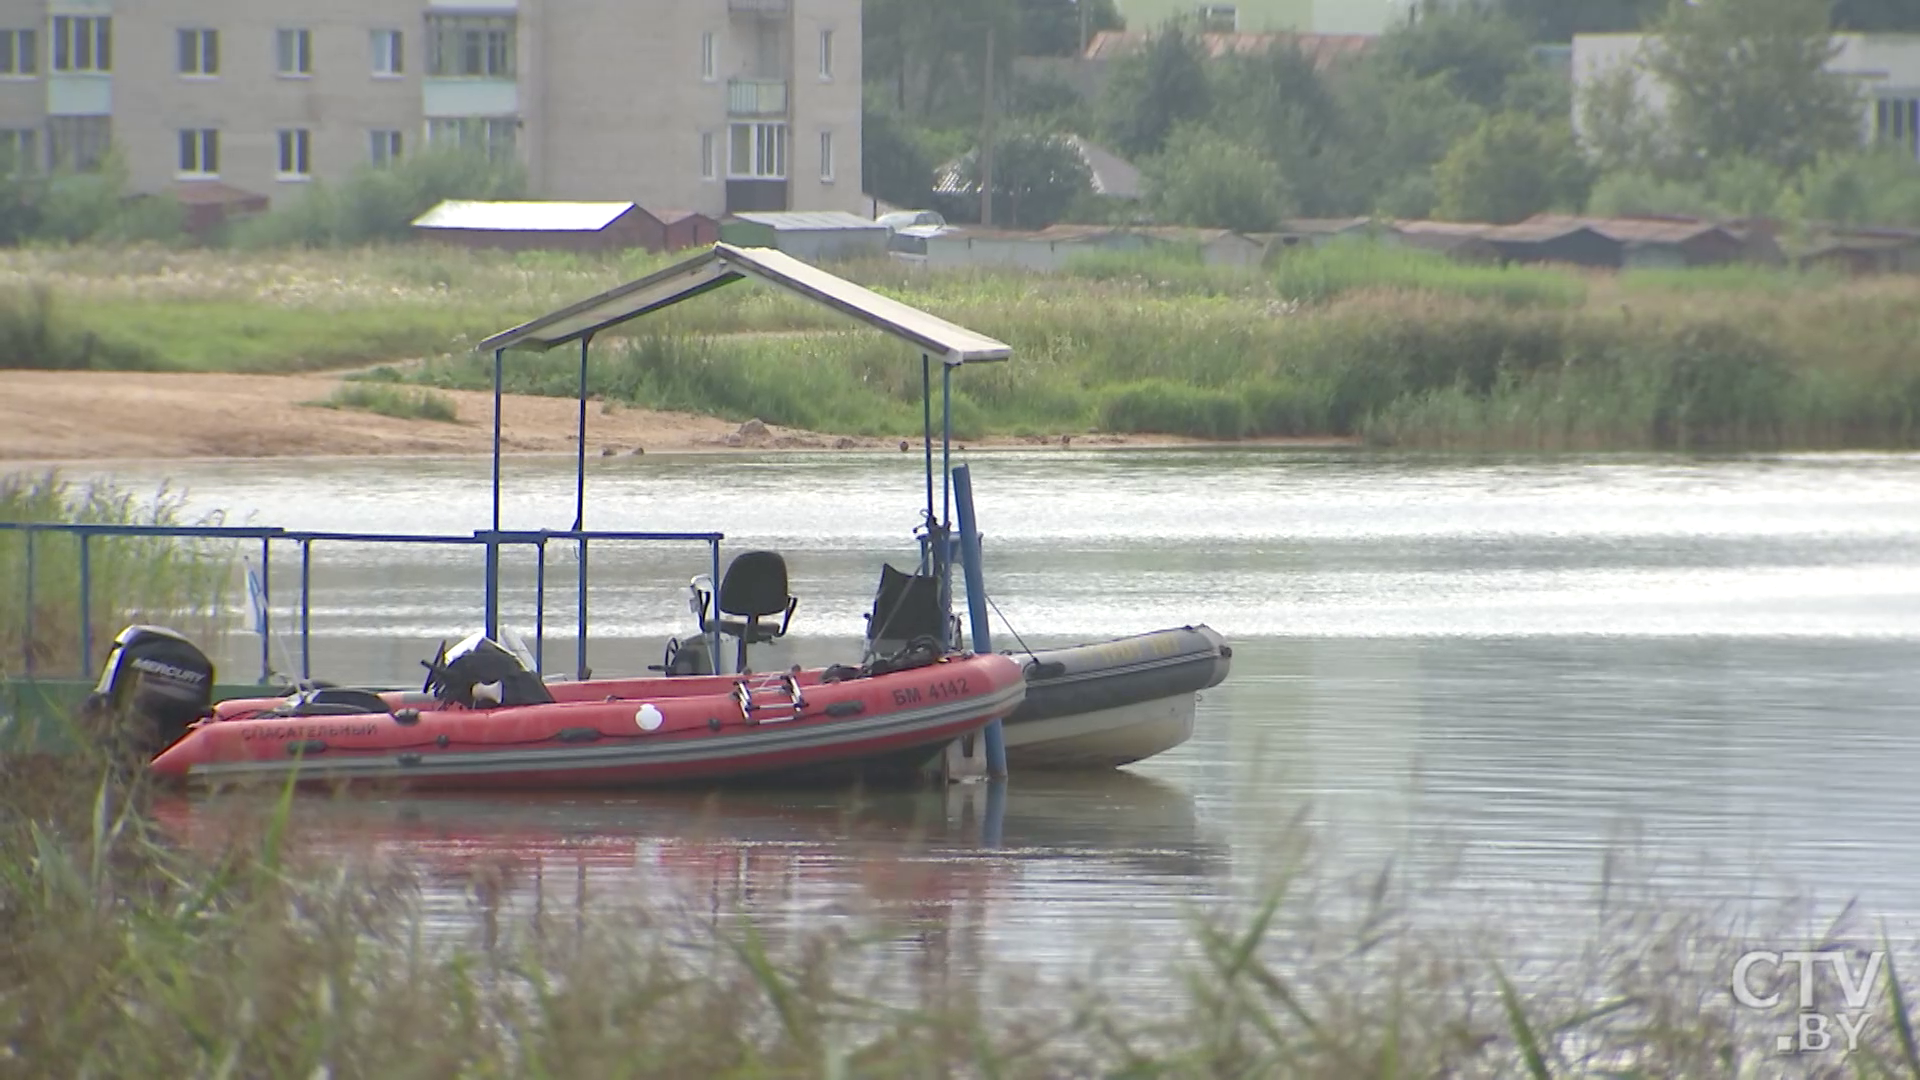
[4, 749, 1915, 1077]
[314, 383, 460, 423]
[0, 471, 234, 678]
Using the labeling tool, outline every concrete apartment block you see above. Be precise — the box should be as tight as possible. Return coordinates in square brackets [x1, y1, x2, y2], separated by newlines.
[0, 0, 864, 216]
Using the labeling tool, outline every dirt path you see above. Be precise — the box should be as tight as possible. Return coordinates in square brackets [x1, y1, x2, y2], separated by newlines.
[0, 370, 1354, 464]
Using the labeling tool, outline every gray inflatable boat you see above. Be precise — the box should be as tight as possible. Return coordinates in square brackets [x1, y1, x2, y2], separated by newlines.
[999, 625, 1231, 768]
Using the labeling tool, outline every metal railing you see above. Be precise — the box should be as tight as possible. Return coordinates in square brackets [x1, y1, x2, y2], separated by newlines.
[1, 522, 725, 684]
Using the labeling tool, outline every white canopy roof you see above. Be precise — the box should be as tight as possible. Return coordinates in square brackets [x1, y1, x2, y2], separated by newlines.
[478, 243, 1011, 365]
[413, 200, 636, 232]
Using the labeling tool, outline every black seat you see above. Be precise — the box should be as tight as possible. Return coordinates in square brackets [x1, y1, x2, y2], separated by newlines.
[863, 562, 950, 658]
[698, 550, 798, 672]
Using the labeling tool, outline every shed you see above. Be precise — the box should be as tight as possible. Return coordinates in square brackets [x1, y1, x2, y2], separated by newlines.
[1129, 226, 1266, 267]
[923, 225, 1145, 272]
[718, 211, 890, 261]
[1482, 220, 1624, 268]
[411, 200, 717, 253]
[1387, 221, 1502, 263]
[167, 180, 269, 235]
[1795, 228, 1920, 276]
[1522, 214, 1748, 268]
[1273, 217, 1377, 247]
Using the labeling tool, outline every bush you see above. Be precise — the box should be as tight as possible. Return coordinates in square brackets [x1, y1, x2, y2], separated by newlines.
[0, 285, 156, 371]
[1099, 379, 1250, 438]
[315, 383, 460, 423]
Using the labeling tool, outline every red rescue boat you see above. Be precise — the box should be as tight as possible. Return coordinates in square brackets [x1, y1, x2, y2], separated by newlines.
[98, 627, 1024, 791]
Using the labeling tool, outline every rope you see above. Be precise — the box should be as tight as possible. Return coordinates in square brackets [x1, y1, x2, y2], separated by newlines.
[982, 590, 1040, 662]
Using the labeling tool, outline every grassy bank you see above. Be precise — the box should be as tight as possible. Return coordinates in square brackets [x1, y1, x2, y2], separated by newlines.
[5, 241, 1919, 449]
[4, 744, 1914, 1077]
[0, 472, 233, 677]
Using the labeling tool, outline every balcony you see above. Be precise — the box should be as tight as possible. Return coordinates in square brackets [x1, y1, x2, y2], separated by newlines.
[728, 0, 790, 15]
[728, 78, 788, 117]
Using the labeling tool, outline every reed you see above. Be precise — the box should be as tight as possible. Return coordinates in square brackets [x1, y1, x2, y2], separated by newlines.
[314, 383, 460, 423]
[0, 471, 234, 678]
[1, 753, 1909, 1078]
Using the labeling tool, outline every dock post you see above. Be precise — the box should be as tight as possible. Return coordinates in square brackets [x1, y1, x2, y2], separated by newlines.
[951, 464, 1008, 780]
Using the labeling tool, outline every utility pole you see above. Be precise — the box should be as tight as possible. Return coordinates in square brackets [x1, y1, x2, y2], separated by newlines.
[1079, 0, 1089, 55]
[980, 19, 996, 227]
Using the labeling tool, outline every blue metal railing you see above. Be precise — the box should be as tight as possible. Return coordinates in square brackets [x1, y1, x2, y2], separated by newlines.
[1, 522, 725, 683]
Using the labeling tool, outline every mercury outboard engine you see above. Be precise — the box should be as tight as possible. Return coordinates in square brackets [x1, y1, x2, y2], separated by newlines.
[86, 625, 215, 757]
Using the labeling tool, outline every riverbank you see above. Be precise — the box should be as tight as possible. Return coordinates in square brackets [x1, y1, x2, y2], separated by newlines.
[5, 242, 1919, 451]
[0, 369, 1357, 463]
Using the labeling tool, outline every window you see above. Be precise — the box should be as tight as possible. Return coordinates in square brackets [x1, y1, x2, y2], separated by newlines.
[178, 128, 218, 177]
[51, 16, 110, 73]
[0, 29, 37, 75]
[729, 121, 786, 179]
[370, 129, 402, 166]
[48, 115, 108, 171]
[177, 29, 217, 76]
[700, 32, 715, 81]
[277, 129, 310, 178]
[819, 130, 833, 181]
[276, 28, 311, 76]
[1876, 96, 1920, 158]
[426, 15, 514, 78]
[371, 29, 403, 76]
[700, 131, 716, 179]
[0, 129, 35, 172]
[426, 117, 517, 162]
[818, 29, 833, 79]
[1196, 4, 1238, 32]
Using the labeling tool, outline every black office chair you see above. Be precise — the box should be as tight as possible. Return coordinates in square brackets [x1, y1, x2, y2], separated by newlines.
[697, 550, 799, 672]
[862, 562, 954, 660]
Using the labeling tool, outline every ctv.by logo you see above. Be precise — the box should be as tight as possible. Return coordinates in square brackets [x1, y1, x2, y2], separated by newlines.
[1733, 949, 1883, 1055]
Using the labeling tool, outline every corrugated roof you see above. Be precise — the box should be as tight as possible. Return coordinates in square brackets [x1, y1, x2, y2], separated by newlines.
[1482, 220, 1613, 243]
[1278, 217, 1373, 235]
[1084, 29, 1374, 69]
[728, 211, 885, 231]
[1392, 220, 1494, 237]
[1520, 213, 1732, 245]
[478, 243, 1010, 364]
[413, 200, 637, 232]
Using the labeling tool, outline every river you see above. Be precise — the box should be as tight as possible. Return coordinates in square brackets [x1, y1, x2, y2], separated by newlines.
[79, 446, 1920, 998]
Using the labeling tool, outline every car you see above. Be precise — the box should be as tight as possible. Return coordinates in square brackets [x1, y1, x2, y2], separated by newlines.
[876, 209, 947, 233]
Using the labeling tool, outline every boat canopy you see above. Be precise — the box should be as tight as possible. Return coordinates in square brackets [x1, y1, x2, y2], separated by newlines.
[478, 242, 1010, 365]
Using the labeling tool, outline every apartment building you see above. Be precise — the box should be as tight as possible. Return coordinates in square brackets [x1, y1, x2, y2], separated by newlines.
[0, 0, 863, 217]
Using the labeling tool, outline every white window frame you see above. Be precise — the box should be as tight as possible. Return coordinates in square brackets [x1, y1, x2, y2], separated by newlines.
[51, 16, 110, 74]
[276, 128, 311, 180]
[426, 15, 514, 78]
[276, 28, 311, 77]
[728, 121, 787, 180]
[0, 29, 38, 77]
[371, 29, 403, 77]
[818, 28, 833, 80]
[426, 116, 517, 163]
[700, 32, 715, 82]
[370, 128, 402, 166]
[700, 131, 716, 180]
[819, 129, 834, 182]
[177, 28, 217, 77]
[177, 128, 218, 179]
[0, 128, 36, 172]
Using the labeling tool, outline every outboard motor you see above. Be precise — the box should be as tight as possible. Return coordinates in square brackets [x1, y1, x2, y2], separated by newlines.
[86, 625, 215, 758]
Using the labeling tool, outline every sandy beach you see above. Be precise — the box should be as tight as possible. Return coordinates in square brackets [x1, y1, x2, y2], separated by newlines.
[0, 370, 1355, 465]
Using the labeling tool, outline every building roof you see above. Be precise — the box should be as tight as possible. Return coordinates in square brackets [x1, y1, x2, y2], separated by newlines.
[936, 224, 1122, 243]
[479, 243, 1010, 364]
[1482, 220, 1615, 244]
[1128, 226, 1261, 246]
[1278, 216, 1375, 235]
[652, 208, 712, 225]
[1083, 29, 1375, 69]
[1520, 213, 1735, 245]
[727, 211, 885, 231]
[413, 200, 638, 232]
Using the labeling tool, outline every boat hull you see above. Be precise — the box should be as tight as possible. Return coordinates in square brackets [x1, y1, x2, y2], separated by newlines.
[154, 653, 1026, 792]
[1004, 625, 1230, 769]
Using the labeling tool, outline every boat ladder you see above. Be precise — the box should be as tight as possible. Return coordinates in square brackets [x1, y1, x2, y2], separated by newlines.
[734, 672, 807, 724]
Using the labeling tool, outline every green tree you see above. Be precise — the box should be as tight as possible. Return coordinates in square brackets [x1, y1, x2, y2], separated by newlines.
[1372, 2, 1535, 111]
[1644, 0, 1863, 174]
[1576, 57, 1667, 173]
[1497, 0, 1666, 41]
[862, 99, 936, 209]
[1018, 0, 1124, 56]
[1434, 111, 1592, 223]
[1142, 124, 1289, 232]
[1207, 44, 1347, 213]
[1797, 149, 1920, 226]
[1098, 20, 1211, 159]
[959, 126, 1094, 228]
[1332, 67, 1487, 216]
